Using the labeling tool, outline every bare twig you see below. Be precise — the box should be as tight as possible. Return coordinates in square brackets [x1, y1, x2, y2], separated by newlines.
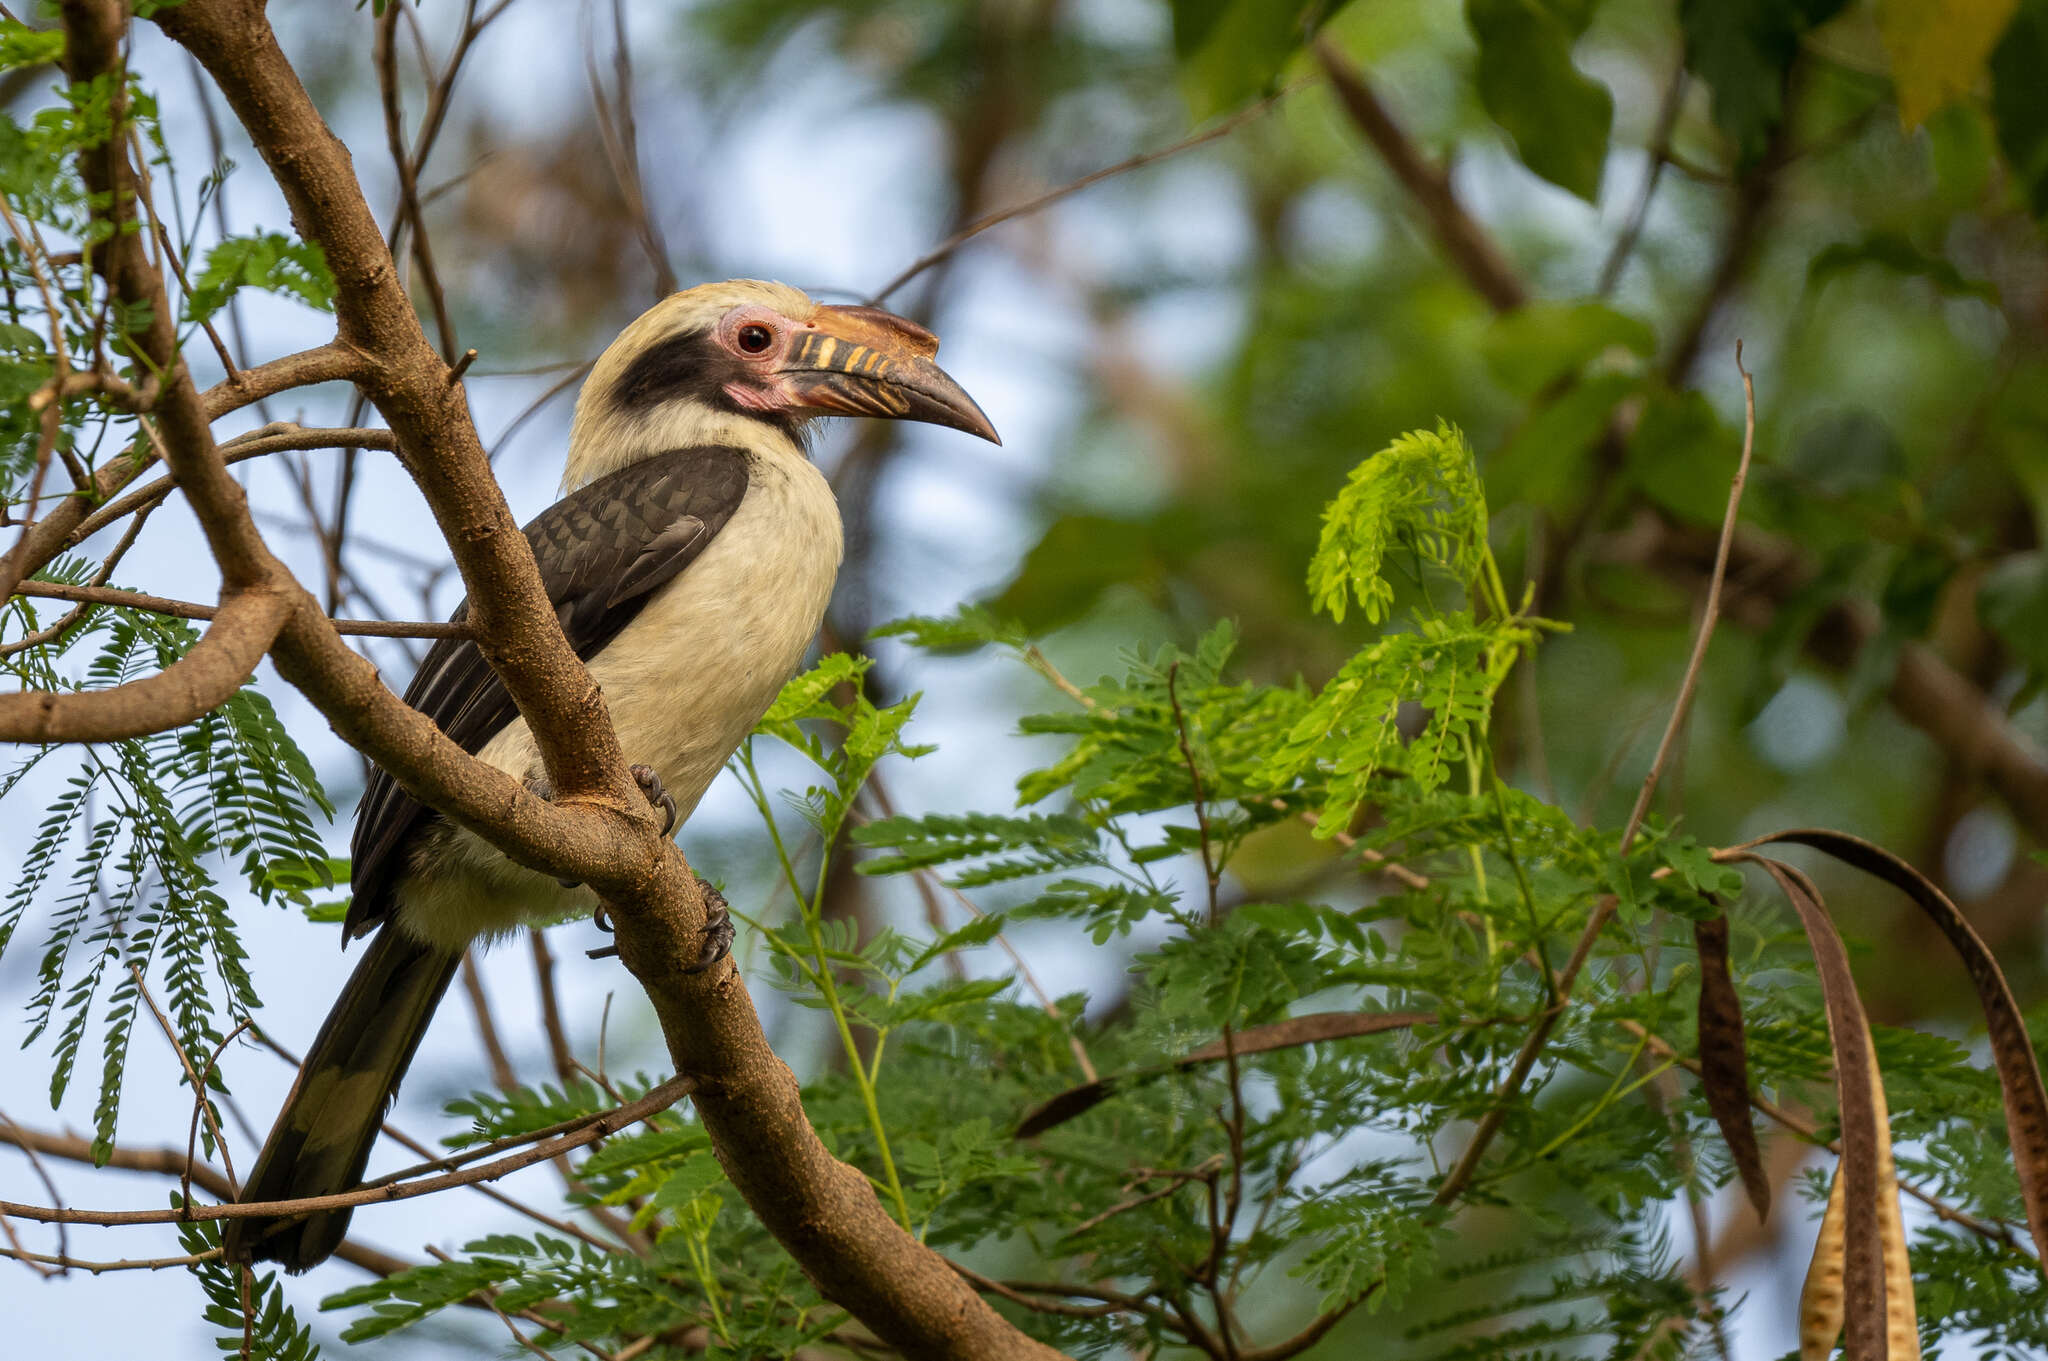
[0, 1106, 65, 1273]
[0, 1243, 223, 1273]
[0, 1072, 694, 1228]
[182, 1018, 255, 1206]
[1434, 346, 1758, 1207]
[869, 86, 1298, 305]
[128, 964, 238, 1202]
[11, 580, 467, 638]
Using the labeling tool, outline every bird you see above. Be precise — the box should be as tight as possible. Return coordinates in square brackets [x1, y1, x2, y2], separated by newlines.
[224, 279, 998, 1270]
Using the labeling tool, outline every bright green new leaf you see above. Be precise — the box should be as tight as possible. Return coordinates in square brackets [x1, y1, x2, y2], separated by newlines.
[0, 20, 63, 72]
[1307, 421, 1490, 624]
[185, 230, 336, 322]
[1466, 0, 1613, 202]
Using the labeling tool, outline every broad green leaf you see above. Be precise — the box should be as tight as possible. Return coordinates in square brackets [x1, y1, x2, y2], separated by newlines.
[1490, 372, 1641, 513]
[1992, 0, 2048, 221]
[1169, 0, 1339, 120]
[1682, 0, 1852, 168]
[1879, 0, 2019, 129]
[1624, 387, 1738, 527]
[1979, 550, 2048, 675]
[1807, 231, 1999, 302]
[1466, 0, 1613, 202]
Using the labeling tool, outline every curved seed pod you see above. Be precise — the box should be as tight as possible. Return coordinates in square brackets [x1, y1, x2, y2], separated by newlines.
[1723, 827, 2048, 1264]
[1798, 1028, 1920, 1361]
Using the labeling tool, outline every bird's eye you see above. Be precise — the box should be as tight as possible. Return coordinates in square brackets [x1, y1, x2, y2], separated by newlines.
[736, 324, 774, 354]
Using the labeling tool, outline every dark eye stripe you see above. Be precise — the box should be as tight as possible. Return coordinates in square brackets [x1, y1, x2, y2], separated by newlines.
[607, 325, 800, 438]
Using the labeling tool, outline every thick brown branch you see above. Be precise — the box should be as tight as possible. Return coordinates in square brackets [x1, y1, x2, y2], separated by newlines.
[157, 0, 633, 810]
[1314, 38, 1526, 313]
[0, 587, 287, 740]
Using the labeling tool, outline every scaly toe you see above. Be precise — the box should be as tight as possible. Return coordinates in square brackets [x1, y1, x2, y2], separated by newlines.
[630, 763, 680, 837]
[684, 878, 734, 975]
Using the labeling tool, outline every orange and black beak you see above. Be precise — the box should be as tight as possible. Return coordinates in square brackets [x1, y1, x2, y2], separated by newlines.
[779, 304, 1000, 444]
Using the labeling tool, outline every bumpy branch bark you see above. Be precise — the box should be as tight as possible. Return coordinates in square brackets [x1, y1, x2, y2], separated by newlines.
[119, 2, 1068, 1353]
[156, 0, 633, 811]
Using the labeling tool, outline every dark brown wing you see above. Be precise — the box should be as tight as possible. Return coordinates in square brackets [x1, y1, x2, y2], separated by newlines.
[343, 445, 752, 941]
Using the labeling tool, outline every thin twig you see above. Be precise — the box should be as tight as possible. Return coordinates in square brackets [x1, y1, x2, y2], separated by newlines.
[128, 964, 237, 1203]
[1619, 343, 1756, 852]
[0, 1243, 222, 1274]
[183, 1018, 254, 1205]
[1433, 347, 1760, 1205]
[69, 425, 400, 544]
[0, 1105, 64, 1274]
[11, 580, 467, 638]
[868, 85, 1299, 305]
[0, 1073, 693, 1228]
[460, 949, 521, 1094]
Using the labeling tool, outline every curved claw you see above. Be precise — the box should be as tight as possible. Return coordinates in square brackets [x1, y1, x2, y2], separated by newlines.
[631, 764, 679, 837]
[683, 878, 734, 975]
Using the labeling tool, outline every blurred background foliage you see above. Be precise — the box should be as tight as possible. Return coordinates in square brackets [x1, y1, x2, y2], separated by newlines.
[10, 0, 2048, 1355]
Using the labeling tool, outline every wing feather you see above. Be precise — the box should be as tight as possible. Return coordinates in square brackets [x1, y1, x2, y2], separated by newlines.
[343, 445, 751, 940]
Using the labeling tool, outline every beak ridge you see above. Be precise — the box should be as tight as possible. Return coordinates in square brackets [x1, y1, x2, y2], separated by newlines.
[780, 304, 1001, 445]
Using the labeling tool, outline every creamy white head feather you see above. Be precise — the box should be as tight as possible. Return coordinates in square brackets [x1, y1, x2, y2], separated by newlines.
[563, 279, 820, 491]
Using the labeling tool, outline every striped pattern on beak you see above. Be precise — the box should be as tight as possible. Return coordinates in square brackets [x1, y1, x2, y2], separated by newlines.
[779, 303, 1000, 443]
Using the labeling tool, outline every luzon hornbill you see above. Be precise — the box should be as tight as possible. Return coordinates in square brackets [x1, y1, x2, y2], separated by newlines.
[226, 280, 999, 1270]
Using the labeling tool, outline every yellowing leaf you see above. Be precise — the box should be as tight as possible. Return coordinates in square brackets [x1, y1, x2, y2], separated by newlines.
[1881, 0, 2020, 128]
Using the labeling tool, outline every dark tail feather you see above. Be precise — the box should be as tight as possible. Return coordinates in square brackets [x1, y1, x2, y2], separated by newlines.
[224, 927, 460, 1271]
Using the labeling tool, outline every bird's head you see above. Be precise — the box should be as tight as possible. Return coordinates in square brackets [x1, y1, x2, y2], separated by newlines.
[566, 279, 998, 488]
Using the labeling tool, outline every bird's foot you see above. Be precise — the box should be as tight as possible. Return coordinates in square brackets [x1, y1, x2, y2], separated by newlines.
[632, 764, 679, 837]
[684, 878, 734, 975]
[585, 877, 732, 971]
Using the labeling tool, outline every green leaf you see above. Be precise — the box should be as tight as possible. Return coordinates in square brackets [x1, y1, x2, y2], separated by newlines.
[0, 21, 63, 72]
[1682, 0, 1852, 168]
[1979, 550, 2048, 675]
[1308, 421, 1490, 624]
[1480, 301, 1654, 398]
[1623, 387, 1739, 527]
[1992, 0, 2048, 221]
[1169, 0, 1336, 120]
[1807, 231, 1999, 302]
[1466, 0, 1614, 202]
[870, 604, 1027, 654]
[185, 230, 335, 322]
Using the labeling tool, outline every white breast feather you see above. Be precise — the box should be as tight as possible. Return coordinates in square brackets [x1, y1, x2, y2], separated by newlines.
[393, 449, 844, 951]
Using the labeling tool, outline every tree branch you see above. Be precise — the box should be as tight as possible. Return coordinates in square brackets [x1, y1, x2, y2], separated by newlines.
[11, 580, 464, 639]
[0, 587, 288, 740]
[1313, 38, 1526, 313]
[145, 4, 1073, 1352]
